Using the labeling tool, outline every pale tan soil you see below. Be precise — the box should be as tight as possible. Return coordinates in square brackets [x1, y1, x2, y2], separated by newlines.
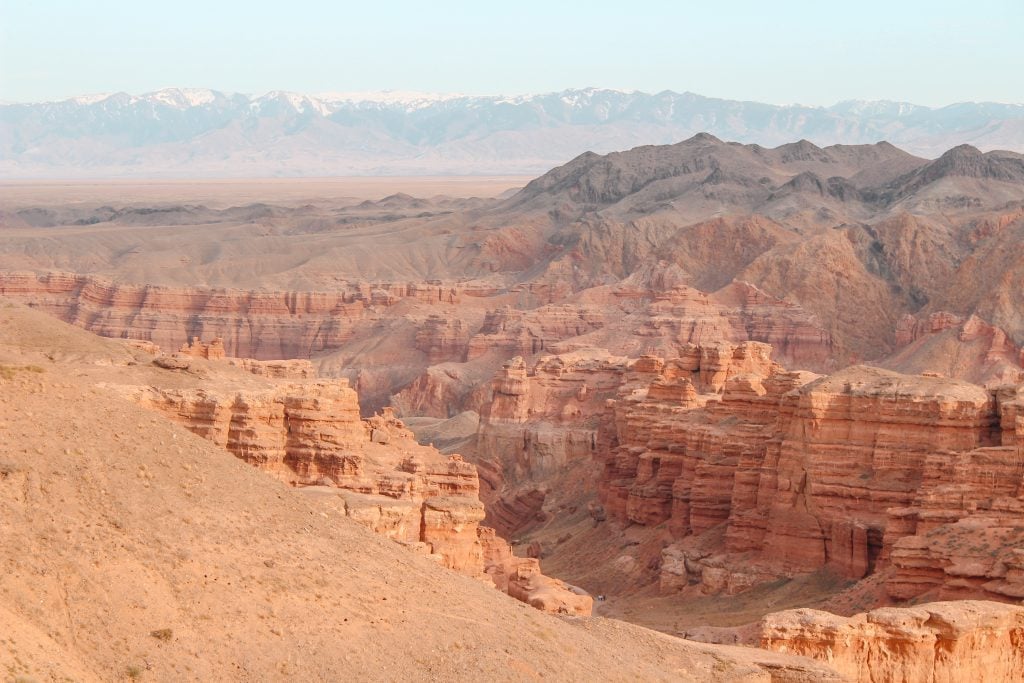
[0, 176, 531, 209]
[0, 302, 839, 682]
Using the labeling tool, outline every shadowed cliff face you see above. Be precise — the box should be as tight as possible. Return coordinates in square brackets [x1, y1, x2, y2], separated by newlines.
[468, 341, 1024, 614]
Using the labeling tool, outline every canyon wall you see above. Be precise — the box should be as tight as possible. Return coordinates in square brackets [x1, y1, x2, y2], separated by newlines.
[473, 351, 626, 534]
[0, 271, 839, 421]
[119, 378, 486, 571]
[472, 339, 1024, 607]
[103, 350, 591, 616]
[761, 601, 1024, 683]
[0, 271, 495, 359]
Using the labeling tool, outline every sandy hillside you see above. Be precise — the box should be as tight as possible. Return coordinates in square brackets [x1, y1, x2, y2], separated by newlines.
[0, 302, 838, 682]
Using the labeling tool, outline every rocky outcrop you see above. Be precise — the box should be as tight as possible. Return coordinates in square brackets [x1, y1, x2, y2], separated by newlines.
[759, 367, 997, 578]
[891, 311, 1024, 386]
[545, 277, 835, 372]
[389, 364, 492, 419]
[588, 343, 1024, 602]
[894, 311, 969, 346]
[600, 341, 788, 537]
[414, 315, 472, 363]
[183, 338, 317, 380]
[106, 367, 589, 614]
[179, 336, 226, 359]
[225, 357, 317, 379]
[467, 305, 606, 360]
[0, 271, 491, 359]
[479, 528, 593, 616]
[475, 351, 626, 532]
[0, 269, 840, 423]
[127, 380, 486, 569]
[883, 385, 1024, 602]
[760, 601, 1024, 683]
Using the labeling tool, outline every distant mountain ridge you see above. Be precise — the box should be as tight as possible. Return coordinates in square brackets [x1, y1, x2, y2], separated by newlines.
[3, 87, 1024, 178]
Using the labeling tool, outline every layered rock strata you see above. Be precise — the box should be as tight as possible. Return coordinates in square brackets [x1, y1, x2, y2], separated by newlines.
[474, 351, 627, 533]
[480, 528, 593, 616]
[105, 353, 589, 614]
[760, 601, 1024, 683]
[0, 271, 492, 359]
[467, 305, 607, 360]
[597, 347, 1024, 601]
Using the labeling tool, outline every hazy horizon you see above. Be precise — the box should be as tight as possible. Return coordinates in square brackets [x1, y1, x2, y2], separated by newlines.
[2, 1, 1022, 106]
[5, 85, 1023, 108]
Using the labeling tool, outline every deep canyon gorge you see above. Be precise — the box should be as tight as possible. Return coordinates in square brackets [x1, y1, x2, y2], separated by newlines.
[4, 135, 1024, 681]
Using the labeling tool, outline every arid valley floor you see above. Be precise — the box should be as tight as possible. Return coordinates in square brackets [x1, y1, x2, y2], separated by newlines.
[4, 138, 1024, 682]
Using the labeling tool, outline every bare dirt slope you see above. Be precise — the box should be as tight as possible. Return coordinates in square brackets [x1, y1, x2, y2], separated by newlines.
[0, 302, 838, 682]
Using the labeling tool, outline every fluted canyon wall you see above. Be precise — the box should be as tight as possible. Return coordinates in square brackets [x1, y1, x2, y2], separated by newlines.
[600, 348, 1024, 602]
[473, 351, 626, 534]
[471, 339, 1024, 609]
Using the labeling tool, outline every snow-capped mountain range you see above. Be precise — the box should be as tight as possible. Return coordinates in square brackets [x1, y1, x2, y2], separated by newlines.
[3, 87, 1023, 178]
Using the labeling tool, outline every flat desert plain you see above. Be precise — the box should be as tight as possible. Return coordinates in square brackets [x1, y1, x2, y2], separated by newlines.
[0, 176, 531, 209]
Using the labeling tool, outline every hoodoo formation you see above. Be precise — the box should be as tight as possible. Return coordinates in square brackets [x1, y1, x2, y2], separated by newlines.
[4, 135, 1024, 682]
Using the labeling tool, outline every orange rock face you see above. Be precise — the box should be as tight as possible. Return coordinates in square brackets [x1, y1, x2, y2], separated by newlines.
[479, 528, 593, 616]
[0, 270, 485, 360]
[585, 344, 1024, 602]
[475, 351, 626, 533]
[107, 353, 590, 615]
[760, 601, 1024, 683]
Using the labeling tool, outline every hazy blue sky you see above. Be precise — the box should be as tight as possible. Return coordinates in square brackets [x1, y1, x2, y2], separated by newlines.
[2, 0, 1022, 105]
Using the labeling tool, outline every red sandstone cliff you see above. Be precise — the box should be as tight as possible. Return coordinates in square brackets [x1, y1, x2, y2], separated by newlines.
[474, 351, 627, 535]
[600, 351, 1024, 602]
[470, 340, 1024, 610]
[100, 348, 591, 616]
[761, 601, 1024, 683]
